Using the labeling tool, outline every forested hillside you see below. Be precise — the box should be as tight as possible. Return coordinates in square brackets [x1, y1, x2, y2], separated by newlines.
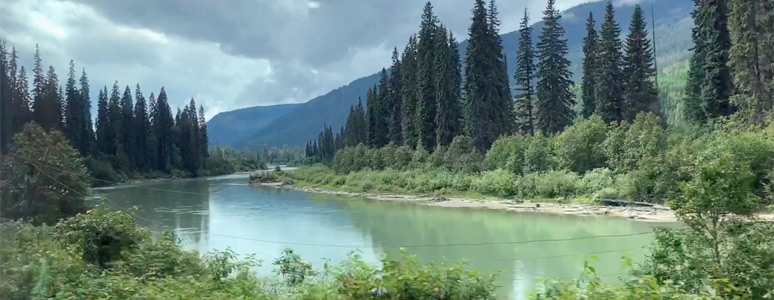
[207, 103, 300, 146]
[217, 0, 693, 148]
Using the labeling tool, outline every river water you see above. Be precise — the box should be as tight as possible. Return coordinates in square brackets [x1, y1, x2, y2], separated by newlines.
[92, 173, 668, 299]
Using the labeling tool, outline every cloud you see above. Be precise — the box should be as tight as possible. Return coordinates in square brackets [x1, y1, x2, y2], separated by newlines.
[1, 0, 589, 119]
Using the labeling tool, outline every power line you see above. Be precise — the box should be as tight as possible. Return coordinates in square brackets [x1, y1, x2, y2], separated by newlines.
[206, 231, 654, 249]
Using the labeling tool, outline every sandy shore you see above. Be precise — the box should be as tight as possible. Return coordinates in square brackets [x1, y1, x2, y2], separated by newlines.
[252, 182, 680, 222]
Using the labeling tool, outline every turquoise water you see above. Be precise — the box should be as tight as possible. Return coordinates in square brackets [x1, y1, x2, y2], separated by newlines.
[93, 173, 668, 299]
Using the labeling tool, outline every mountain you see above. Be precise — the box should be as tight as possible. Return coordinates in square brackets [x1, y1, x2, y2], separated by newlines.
[207, 103, 301, 146]
[216, 0, 694, 148]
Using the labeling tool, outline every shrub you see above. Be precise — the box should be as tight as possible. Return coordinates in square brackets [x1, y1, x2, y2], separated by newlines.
[484, 135, 530, 174]
[523, 132, 556, 173]
[472, 169, 516, 197]
[555, 115, 609, 173]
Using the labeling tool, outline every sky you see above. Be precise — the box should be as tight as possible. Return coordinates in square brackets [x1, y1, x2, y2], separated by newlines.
[0, 0, 593, 120]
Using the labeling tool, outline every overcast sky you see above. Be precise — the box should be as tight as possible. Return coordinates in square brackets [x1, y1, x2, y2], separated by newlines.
[1, 0, 593, 119]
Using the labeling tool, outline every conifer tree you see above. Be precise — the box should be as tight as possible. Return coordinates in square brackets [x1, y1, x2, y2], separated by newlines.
[12, 67, 32, 138]
[147, 92, 158, 169]
[401, 36, 419, 148]
[595, 1, 625, 123]
[0, 42, 11, 153]
[729, 0, 774, 122]
[95, 87, 113, 154]
[488, 0, 515, 136]
[581, 12, 599, 119]
[64, 60, 83, 153]
[622, 5, 659, 121]
[120, 85, 135, 168]
[685, 0, 733, 121]
[434, 27, 462, 146]
[535, 0, 574, 133]
[31, 45, 48, 129]
[152, 87, 174, 171]
[78, 69, 93, 154]
[198, 105, 209, 161]
[515, 8, 536, 135]
[134, 84, 150, 170]
[416, 2, 439, 150]
[366, 83, 388, 147]
[387, 48, 403, 144]
[107, 81, 122, 155]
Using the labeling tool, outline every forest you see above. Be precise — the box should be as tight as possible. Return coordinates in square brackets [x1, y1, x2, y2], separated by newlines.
[2, 0, 774, 298]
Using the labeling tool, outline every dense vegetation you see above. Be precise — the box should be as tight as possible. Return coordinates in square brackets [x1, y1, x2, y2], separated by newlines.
[0, 42, 220, 185]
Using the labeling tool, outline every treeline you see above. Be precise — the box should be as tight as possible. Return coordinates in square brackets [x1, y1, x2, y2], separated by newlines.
[0, 42, 213, 182]
[306, 0, 669, 161]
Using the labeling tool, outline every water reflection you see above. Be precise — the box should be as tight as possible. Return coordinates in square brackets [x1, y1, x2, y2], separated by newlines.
[93, 173, 667, 300]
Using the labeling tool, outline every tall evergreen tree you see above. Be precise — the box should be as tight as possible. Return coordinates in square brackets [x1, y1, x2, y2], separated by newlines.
[31, 45, 48, 129]
[535, 0, 574, 133]
[415, 2, 439, 150]
[198, 105, 209, 161]
[12, 66, 32, 137]
[120, 85, 135, 168]
[487, 0, 515, 136]
[387, 48, 403, 144]
[366, 83, 388, 147]
[685, 0, 734, 121]
[147, 92, 158, 169]
[63, 60, 85, 154]
[78, 69, 93, 154]
[622, 5, 659, 121]
[729, 0, 774, 122]
[108, 81, 122, 155]
[581, 12, 600, 119]
[152, 87, 174, 171]
[595, 1, 625, 123]
[134, 84, 150, 170]
[0, 41, 11, 154]
[401, 36, 419, 148]
[515, 8, 536, 135]
[95, 87, 113, 154]
[434, 27, 462, 146]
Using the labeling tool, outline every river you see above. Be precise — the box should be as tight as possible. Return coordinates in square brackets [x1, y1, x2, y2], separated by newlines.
[92, 173, 669, 299]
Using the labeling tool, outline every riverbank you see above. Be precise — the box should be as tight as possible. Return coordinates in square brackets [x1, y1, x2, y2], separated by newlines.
[251, 179, 679, 222]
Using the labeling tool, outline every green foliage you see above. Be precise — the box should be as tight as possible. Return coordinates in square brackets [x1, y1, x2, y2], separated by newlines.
[530, 261, 719, 299]
[1, 123, 89, 225]
[273, 249, 315, 286]
[535, 0, 575, 133]
[555, 115, 608, 173]
[645, 224, 774, 299]
[1, 208, 497, 299]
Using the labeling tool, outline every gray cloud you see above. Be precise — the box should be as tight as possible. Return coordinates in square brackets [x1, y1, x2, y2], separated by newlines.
[1, 0, 588, 118]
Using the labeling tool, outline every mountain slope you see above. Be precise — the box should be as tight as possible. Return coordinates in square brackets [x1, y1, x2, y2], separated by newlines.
[207, 103, 301, 146]
[225, 0, 693, 148]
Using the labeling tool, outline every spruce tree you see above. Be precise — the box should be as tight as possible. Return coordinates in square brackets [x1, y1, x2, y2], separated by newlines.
[134, 84, 150, 170]
[64, 60, 83, 153]
[581, 12, 600, 119]
[595, 1, 625, 123]
[416, 2, 439, 150]
[12, 67, 32, 138]
[434, 27, 462, 146]
[78, 69, 93, 154]
[622, 5, 659, 121]
[153, 87, 174, 171]
[388, 48, 403, 144]
[120, 85, 135, 168]
[401, 36, 419, 148]
[95, 87, 113, 154]
[198, 105, 209, 161]
[108, 81, 122, 155]
[488, 0, 515, 136]
[31, 45, 48, 129]
[147, 92, 158, 169]
[729, 0, 774, 122]
[0, 42, 10, 153]
[515, 8, 536, 135]
[366, 83, 388, 147]
[535, 0, 574, 133]
[685, 0, 733, 121]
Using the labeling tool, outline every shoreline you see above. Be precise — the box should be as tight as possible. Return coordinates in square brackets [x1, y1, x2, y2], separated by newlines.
[253, 181, 680, 222]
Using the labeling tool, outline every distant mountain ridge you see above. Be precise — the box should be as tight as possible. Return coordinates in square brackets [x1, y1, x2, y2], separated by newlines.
[207, 103, 300, 146]
[208, 0, 693, 148]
